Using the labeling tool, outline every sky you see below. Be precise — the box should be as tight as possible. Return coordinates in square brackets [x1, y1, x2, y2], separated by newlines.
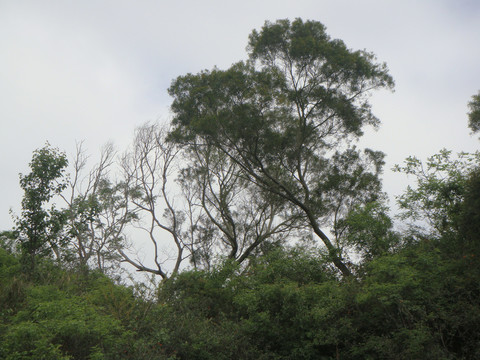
[1, 0, 479, 233]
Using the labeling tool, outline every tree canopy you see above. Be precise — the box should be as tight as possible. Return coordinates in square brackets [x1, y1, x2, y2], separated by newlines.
[468, 90, 480, 134]
[14, 144, 68, 274]
[168, 18, 394, 276]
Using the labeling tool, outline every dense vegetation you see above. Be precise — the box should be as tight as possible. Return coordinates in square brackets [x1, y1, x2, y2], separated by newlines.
[1, 19, 479, 359]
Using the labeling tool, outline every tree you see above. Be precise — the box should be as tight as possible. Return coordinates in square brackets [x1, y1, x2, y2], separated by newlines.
[168, 19, 394, 276]
[0, 231, 17, 254]
[61, 142, 135, 274]
[393, 149, 480, 240]
[120, 123, 188, 279]
[14, 144, 68, 274]
[336, 201, 400, 263]
[468, 90, 480, 135]
[177, 141, 302, 269]
[459, 167, 480, 251]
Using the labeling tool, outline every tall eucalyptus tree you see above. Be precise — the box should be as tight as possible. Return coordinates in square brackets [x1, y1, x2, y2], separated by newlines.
[168, 19, 394, 276]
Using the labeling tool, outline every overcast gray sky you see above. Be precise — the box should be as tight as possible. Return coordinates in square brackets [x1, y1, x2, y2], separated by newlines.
[1, 0, 479, 231]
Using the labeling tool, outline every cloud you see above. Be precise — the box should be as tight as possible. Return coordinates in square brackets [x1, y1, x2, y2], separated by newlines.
[0, 0, 479, 231]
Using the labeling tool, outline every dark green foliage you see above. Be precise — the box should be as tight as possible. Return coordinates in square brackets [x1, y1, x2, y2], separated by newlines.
[468, 90, 480, 134]
[0, 248, 25, 315]
[2, 213, 479, 359]
[14, 144, 69, 274]
[155, 251, 335, 359]
[4, 287, 122, 359]
[0, 251, 165, 359]
[338, 201, 400, 262]
[459, 167, 480, 252]
[393, 149, 480, 239]
[151, 239, 479, 359]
